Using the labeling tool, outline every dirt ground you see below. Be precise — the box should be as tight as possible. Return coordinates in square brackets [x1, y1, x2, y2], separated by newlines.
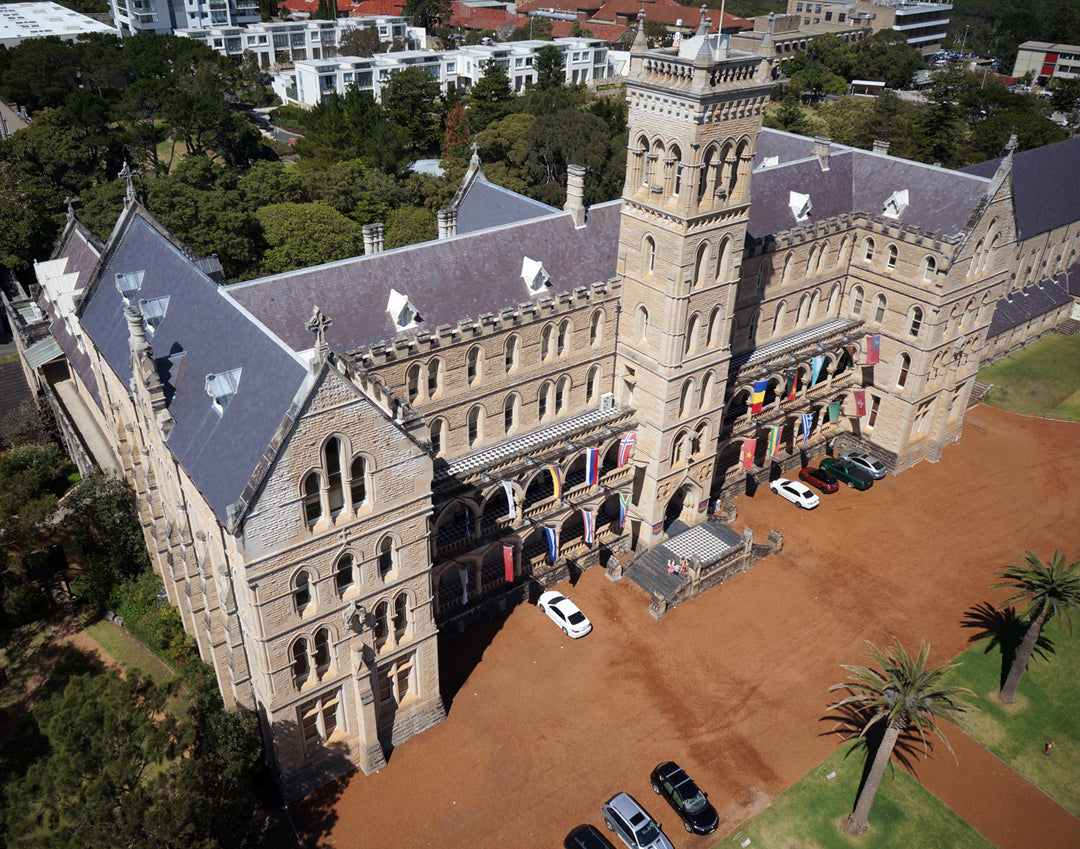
[295, 407, 1080, 849]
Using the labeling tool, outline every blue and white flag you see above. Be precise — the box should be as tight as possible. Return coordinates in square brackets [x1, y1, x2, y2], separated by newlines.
[801, 412, 814, 442]
[811, 355, 825, 386]
[502, 480, 515, 520]
[544, 525, 558, 563]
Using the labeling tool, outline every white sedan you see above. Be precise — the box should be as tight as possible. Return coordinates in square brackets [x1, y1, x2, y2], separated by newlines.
[769, 478, 820, 510]
[537, 590, 592, 638]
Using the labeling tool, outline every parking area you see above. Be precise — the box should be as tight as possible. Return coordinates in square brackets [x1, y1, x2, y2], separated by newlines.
[296, 407, 1080, 848]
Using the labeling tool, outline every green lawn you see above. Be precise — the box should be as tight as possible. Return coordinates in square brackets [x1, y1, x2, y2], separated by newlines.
[942, 619, 1080, 816]
[83, 619, 187, 715]
[716, 746, 993, 849]
[978, 334, 1080, 419]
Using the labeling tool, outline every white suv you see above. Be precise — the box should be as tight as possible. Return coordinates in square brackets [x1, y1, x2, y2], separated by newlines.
[601, 792, 674, 849]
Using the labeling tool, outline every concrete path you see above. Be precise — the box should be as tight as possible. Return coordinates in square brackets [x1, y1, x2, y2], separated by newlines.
[915, 725, 1080, 849]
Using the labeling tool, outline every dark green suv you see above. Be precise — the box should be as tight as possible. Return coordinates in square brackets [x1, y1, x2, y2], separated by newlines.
[819, 456, 874, 490]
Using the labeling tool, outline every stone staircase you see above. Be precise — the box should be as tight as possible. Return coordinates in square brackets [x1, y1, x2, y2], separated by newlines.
[624, 519, 746, 604]
[1056, 318, 1080, 336]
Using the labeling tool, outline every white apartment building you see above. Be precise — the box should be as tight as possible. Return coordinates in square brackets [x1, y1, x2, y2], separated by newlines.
[177, 16, 408, 68]
[0, 1, 116, 48]
[111, 0, 260, 36]
[274, 37, 610, 107]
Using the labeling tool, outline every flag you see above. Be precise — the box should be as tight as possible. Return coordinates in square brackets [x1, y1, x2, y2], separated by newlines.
[503, 544, 514, 582]
[751, 379, 768, 414]
[618, 432, 637, 466]
[546, 464, 563, 500]
[544, 525, 558, 562]
[582, 509, 595, 545]
[618, 492, 630, 529]
[462, 502, 471, 537]
[585, 447, 600, 487]
[741, 438, 757, 469]
[767, 425, 783, 457]
[854, 389, 867, 417]
[866, 334, 880, 365]
[828, 400, 841, 422]
[502, 480, 515, 520]
[459, 568, 469, 605]
[785, 368, 798, 402]
[811, 356, 825, 386]
[801, 412, 814, 442]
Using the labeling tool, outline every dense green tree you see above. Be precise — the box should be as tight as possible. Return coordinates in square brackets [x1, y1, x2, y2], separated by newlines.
[239, 160, 309, 207]
[0, 161, 63, 270]
[851, 30, 925, 89]
[765, 96, 814, 136]
[338, 25, 385, 57]
[403, 0, 451, 31]
[293, 89, 408, 171]
[257, 201, 366, 274]
[382, 66, 444, 155]
[967, 112, 1067, 162]
[788, 59, 848, 102]
[1049, 77, 1080, 112]
[534, 44, 565, 90]
[524, 108, 611, 205]
[0, 443, 70, 548]
[508, 16, 553, 41]
[0, 36, 83, 111]
[77, 178, 129, 242]
[643, 19, 671, 48]
[385, 204, 437, 249]
[468, 61, 514, 133]
[830, 640, 972, 835]
[993, 550, 1080, 704]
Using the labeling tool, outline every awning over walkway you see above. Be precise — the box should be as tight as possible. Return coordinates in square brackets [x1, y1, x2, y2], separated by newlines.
[23, 336, 64, 370]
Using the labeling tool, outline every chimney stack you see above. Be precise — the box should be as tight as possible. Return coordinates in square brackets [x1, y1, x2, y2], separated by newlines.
[363, 223, 385, 255]
[564, 164, 586, 228]
[814, 136, 830, 169]
[872, 138, 891, 155]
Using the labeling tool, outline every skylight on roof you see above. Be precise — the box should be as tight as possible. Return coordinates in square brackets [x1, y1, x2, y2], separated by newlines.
[386, 288, 419, 332]
[205, 368, 242, 416]
[883, 189, 909, 219]
[521, 256, 551, 294]
[115, 270, 145, 302]
[789, 191, 812, 222]
[139, 296, 170, 337]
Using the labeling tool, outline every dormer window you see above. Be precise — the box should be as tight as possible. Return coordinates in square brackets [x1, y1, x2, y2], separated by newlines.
[387, 289, 419, 332]
[139, 296, 170, 337]
[759, 155, 779, 168]
[205, 368, 242, 416]
[789, 191, 812, 222]
[115, 270, 145, 302]
[883, 189, 909, 219]
[521, 257, 551, 294]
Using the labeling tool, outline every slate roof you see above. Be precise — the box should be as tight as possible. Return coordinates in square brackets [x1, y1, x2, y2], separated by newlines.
[78, 209, 309, 524]
[226, 202, 622, 354]
[961, 137, 1080, 240]
[985, 267, 1079, 339]
[456, 174, 559, 234]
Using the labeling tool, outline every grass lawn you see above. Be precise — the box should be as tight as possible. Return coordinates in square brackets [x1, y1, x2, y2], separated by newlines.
[716, 746, 993, 849]
[978, 334, 1080, 419]
[942, 619, 1080, 816]
[83, 619, 177, 686]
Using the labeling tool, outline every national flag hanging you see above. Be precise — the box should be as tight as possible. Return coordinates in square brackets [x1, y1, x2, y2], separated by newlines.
[618, 432, 637, 466]
[854, 389, 867, 417]
[546, 464, 563, 500]
[618, 492, 631, 529]
[544, 525, 558, 562]
[785, 368, 798, 402]
[741, 438, 757, 469]
[751, 379, 768, 414]
[866, 334, 880, 365]
[502, 480, 516, 520]
[585, 447, 600, 487]
[801, 411, 814, 442]
[828, 400, 841, 422]
[582, 508, 595, 545]
[459, 568, 469, 605]
[503, 544, 514, 582]
[811, 356, 825, 386]
[767, 425, 783, 457]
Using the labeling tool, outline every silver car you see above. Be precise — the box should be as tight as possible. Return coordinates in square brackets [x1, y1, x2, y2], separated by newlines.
[838, 450, 887, 479]
[601, 792, 674, 849]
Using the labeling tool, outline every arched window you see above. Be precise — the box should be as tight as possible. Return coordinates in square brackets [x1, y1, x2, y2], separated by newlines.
[693, 242, 709, 287]
[640, 134, 653, 185]
[851, 285, 864, 316]
[816, 241, 829, 273]
[540, 324, 554, 360]
[406, 363, 421, 402]
[707, 306, 723, 347]
[302, 472, 320, 524]
[983, 234, 999, 272]
[504, 334, 519, 373]
[746, 310, 759, 343]
[827, 283, 840, 315]
[836, 236, 849, 267]
[377, 536, 394, 579]
[756, 260, 768, 290]
[503, 394, 519, 433]
[538, 381, 553, 420]
[693, 421, 709, 458]
[873, 293, 887, 324]
[897, 353, 911, 388]
[430, 418, 447, 457]
[700, 371, 715, 409]
[427, 357, 443, 399]
[467, 405, 484, 446]
[698, 146, 716, 203]
[636, 305, 649, 342]
[886, 243, 898, 270]
[671, 430, 688, 466]
[671, 144, 683, 196]
[969, 238, 984, 277]
[557, 320, 571, 356]
[555, 376, 570, 414]
[863, 237, 876, 264]
[589, 309, 603, 346]
[922, 256, 936, 283]
[325, 438, 344, 514]
[393, 592, 408, 637]
[313, 628, 331, 675]
[797, 293, 811, 326]
[781, 253, 793, 285]
[466, 346, 482, 385]
[373, 600, 389, 644]
[716, 237, 731, 282]
[908, 306, 923, 337]
[773, 301, 787, 336]
[335, 553, 354, 593]
[805, 245, 818, 277]
[350, 456, 366, 507]
[293, 570, 312, 613]
[292, 639, 309, 686]
[586, 365, 601, 404]
[643, 236, 656, 276]
[685, 313, 700, 355]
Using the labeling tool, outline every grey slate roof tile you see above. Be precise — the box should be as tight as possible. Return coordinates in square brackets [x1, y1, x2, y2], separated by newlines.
[456, 175, 559, 234]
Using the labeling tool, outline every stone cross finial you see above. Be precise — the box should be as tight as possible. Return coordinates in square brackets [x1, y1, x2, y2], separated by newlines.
[306, 305, 333, 364]
[64, 196, 75, 222]
[469, 140, 480, 167]
[119, 161, 137, 203]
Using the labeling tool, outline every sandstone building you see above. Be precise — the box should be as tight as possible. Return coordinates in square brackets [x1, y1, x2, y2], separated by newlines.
[15, 12, 1080, 799]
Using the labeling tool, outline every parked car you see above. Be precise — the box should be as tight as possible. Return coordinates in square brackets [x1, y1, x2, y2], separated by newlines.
[819, 457, 873, 490]
[537, 590, 592, 638]
[649, 761, 719, 835]
[838, 450, 887, 479]
[799, 466, 839, 494]
[601, 792, 674, 849]
[769, 477, 820, 509]
[565, 824, 617, 849]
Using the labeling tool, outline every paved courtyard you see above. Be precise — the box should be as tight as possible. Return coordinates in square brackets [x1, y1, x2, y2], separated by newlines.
[296, 406, 1080, 848]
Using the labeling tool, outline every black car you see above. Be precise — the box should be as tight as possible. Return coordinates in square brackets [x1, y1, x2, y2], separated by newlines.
[649, 761, 719, 835]
[565, 824, 617, 849]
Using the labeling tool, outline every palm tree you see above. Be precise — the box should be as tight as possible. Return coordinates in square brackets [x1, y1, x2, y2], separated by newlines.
[993, 550, 1080, 704]
[830, 639, 972, 836]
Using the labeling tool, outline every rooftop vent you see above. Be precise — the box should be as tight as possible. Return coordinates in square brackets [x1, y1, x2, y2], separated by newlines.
[789, 191, 812, 222]
[205, 368, 242, 416]
[883, 189, 909, 219]
[115, 270, 145, 302]
[521, 256, 551, 294]
[387, 288, 419, 332]
[139, 296, 170, 337]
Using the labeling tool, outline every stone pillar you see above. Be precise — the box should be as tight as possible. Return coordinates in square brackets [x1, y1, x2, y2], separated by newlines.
[565, 163, 586, 227]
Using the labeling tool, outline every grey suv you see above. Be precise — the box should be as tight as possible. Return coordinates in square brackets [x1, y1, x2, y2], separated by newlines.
[601, 792, 674, 849]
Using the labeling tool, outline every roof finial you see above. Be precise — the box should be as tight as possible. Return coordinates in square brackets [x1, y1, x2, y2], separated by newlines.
[306, 304, 333, 366]
[64, 196, 75, 223]
[119, 161, 138, 205]
[469, 140, 480, 167]
[632, 7, 647, 53]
